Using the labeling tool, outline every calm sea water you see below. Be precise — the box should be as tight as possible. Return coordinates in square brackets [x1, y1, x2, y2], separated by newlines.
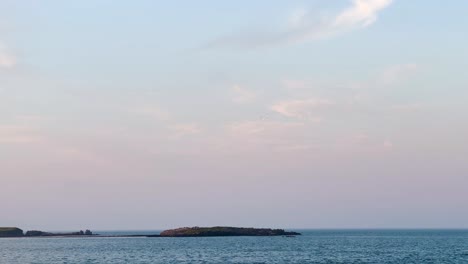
[1, 230, 468, 263]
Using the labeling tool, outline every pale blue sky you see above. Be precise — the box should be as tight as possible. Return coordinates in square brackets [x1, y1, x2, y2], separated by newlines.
[1, 0, 468, 230]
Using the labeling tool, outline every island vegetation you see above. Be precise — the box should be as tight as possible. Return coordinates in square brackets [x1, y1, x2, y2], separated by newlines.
[25, 229, 93, 237]
[158, 227, 301, 237]
[0, 227, 24, 237]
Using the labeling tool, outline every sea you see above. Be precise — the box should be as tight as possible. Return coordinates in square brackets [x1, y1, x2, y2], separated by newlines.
[1, 230, 468, 263]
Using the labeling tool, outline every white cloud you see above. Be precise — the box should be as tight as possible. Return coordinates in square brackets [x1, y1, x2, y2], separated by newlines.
[289, 0, 393, 43]
[271, 98, 334, 120]
[333, 0, 393, 29]
[208, 0, 393, 48]
[231, 85, 256, 104]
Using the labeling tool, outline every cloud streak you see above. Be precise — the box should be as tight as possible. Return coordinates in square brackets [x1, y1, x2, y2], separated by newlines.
[0, 44, 16, 68]
[170, 123, 202, 139]
[224, 120, 310, 152]
[231, 85, 256, 104]
[392, 103, 423, 112]
[131, 106, 171, 121]
[0, 125, 42, 144]
[380, 63, 419, 85]
[271, 98, 334, 121]
[208, 0, 393, 49]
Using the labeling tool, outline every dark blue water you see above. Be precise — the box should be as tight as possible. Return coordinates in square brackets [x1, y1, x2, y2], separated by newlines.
[1, 230, 468, 263]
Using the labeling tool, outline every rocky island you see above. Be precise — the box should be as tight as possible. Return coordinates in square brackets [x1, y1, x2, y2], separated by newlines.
[0, 227, 24, 237]
[158, 227, 301, 237]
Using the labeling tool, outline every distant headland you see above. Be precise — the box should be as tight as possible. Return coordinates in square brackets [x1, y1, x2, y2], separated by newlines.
[0, 227, 94, 238]
[1, 226, 300, 238]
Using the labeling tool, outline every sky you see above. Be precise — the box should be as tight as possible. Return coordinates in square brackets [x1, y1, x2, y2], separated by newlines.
[1, 0, 468, 231]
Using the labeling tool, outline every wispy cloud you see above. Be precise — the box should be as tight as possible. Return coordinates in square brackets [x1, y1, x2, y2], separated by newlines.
[207, 0, 393, 49]
[0, 125, 42, 144]
[229, 120, 303, 136]
[0, 44, 16, 68]
[130, 105, 204, 140]
[282, 79, 308, 90]
[231, 85, 256, 104]
[392, 103, 423, 112]
[169, 123, 202, 139]
[15, 114, 52, 123]
[271, 98, 334, 121]
[333, 0, 393, 30]
[53, 146, 106, 164]
[335, 133, 394, 152]
[224, 120, 309, 152]
[130, 105, 171, 121]
[380, 63, 419, 85]
[383, 139, 393, 149]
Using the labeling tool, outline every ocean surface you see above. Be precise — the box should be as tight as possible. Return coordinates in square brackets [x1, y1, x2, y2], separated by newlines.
[1, 230, 468, 263]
